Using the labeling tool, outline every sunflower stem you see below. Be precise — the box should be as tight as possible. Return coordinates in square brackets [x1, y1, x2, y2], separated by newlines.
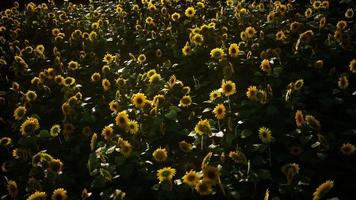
[201, 136, 204, 151]
[217, 119, 221, 132]
[268, 144, 272, 167]
[58, 136, 62, 144]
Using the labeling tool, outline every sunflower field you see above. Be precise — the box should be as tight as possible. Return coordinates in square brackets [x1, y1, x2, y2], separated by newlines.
[0, 0, 355, 199]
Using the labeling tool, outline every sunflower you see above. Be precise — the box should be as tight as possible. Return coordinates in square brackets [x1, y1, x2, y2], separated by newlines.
[103, 53, 115, 64]
[179, 140, 193, 152]
[102, 126, 114, 141]
[146, 69, 157, 78]
[336, 20, 347, 31]
[195, 181, 212, 195]
[109, 100, 119, 112]
[258, 127, 272, 143]
[152, 94, 165, 107]
[51, 188, 67, 200]
[245, 26, 256, 38]
[348, 59, 356, 73]
[182, 170, 200, 187]
[203, 166, 220, 185]
[27, 191, 47, 200]
[118, 138, 132, 157]
[213, 104, 226, 120]
[13, 106, 26, 120]
[68, 60, 79, 70]
[0, 137, 12, 147]
[171, 12, 180, 21]
[192, 34, 204, 46]
[63, 77, 75, 87]
[115, 111, 129, 128]
[345, 8, 354, 18]
[20, 117, 40, 135]
[194, 119, 211, 136]
[228, 151, 247, 164]
[260, 59, 271, 73]
[295, 110, 304, 128]
[7, 180, 18, 198]
[182, 43, 192, 56]
[137, 54, 146, 64]
[185, 7, 196, 18]
[340, 143, 355, 155]
[338, 75, 349, 89]
[210, 48, 224, 59]
[152, 147, 168, 162]
[209, 90, 221, 101]
[276, 31, 287, 41]
[54, 75, 64, 85]
[50, 124, 61, 137]
[127, 120, 139, 134]
[313, 180, 334, 200]
[145, 16, 154, 26]
[221, 80, 236, 96]
[319, 17, 326, 29]
[157, 167, 176, 183]
[25, 90, 37, 102]
[305, 115, 321, 130]
[89, 31, 97, 41]
[246, 85, 258, 101]
[149, 73, 161, 84]
[294, 79, 304, 90]
[131, 93, 147, 109]
[179, 95, 192, 107]
[48, 159, 63, 174]
[102, 79, 111, 91]
[228, 43, 239, 57]
[305, 8, 313, 18]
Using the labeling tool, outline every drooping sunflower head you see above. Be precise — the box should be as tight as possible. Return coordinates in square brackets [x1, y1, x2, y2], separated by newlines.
[131, 93, 147, 109]
[179, 140, 193, 152]
[348, 59, 356, 73]
[152, 147, 168, 162]
[313, 180, 334, 200]
[7, 180, 18, 198]
[27, 191, 47, 200]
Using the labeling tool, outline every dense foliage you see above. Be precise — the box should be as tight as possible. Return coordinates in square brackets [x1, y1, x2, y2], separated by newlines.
[0, 0, 355, 199]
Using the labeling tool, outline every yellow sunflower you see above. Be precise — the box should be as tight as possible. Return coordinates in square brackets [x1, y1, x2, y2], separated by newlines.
[195, 181, 212, 195]
[20, 117, 40, 135]
[179, 95, 192, 107]
[185, 7, 196, 18]
[348, 59, 356, 73]
[203, 165, 220, 185]
[313, 180, 334, 200]
[131, 93, 147, 109]
[101, 126, 114, 141]
[27, 191, 47, 200]
[209, 90, 221, 101]
[171, 12, 180, 21]
[260, 59, 271, 73]
[7, 180, 18, 198]
[228, 43, 239, 57]
[179, 140, 193, 152]
[246, 85, 258, 101]
[221, 80, 236, 96]
[13, 106, 26, 120]
[182, 43, 192, 56]
[152, 147, 168, 162]
[305, 115, 321, 130]
[245, 26, 256, 38]
[103, 53, 115, 64]
[137, 54, 146, 64]
[127, 120, 139, 134]
[25, 90, 37, 102]
[51, 188, 67, 200]
[345, 8, 354, 18]
[213, 104, 226, 120]
[48, 159, 63, 174]
[210, 48, 224, 59]
[194, 119, 211, 136]
[118, 138, 132, 157]
[157, 167, 176, 183]
[115, 111, 129, 128]
[338, 75, 349, 89]
[68, 60, 79, 70]
[182, 170, 200, 187]
[340, 143, 356, 155]
[102, 78, 111, 91]
[258, 127, 272, 143]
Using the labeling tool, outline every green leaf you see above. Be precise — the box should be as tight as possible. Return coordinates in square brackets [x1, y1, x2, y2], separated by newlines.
[240, 129, 253, 139]
[273, 67, 283, 77]
[165, 109, 177, 120]
[99, 168, 112, 181]
[91, 175, 106, 188]
[38, 130, 50, 138]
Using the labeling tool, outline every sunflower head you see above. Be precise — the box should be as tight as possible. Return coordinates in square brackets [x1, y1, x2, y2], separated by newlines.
[118, 138, 132, 157]
[203, 166, 220, 185]
[213, 104, 226, 120]
[131, 93, 147, 109]
[152, 147, 168, 162]
[340, 143, 355, 155]
[185, 7, 196, 18]
[221, 80, 236, 96]
[179, 140, 193, 152]
[115, 111, 129, 128]
[228, 43, 239, 57]
[157, 167, 176, 183]
[51, 188, 68, 200]
[127, 120, 139, 134]
[102, 126, 114, 140]
[194, 119, 211, 136]
[179, 95, 192, 107]
[195, 180, 212, 195]
[210, 48, 224, 59]
[258, 127, 272, 143]
[313, 180, 334, 200]
[182, 170, 200, 187]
